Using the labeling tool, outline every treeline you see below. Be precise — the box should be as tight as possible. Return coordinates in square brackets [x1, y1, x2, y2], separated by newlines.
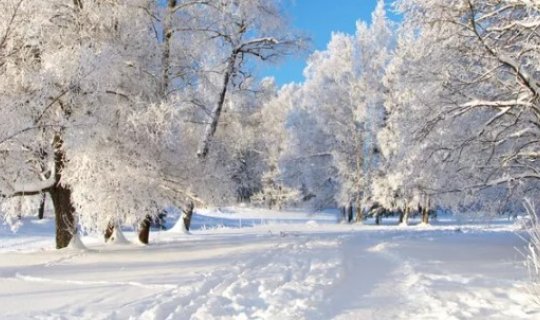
[1, 0, 539, 247]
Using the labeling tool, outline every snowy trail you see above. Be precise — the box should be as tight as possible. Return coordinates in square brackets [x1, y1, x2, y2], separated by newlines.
[314, 233, 399, 319]
[137, 233, 345, 319]
[0, 217, 539, 319]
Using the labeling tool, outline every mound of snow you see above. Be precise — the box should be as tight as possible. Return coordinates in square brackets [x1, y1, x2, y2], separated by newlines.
[107, 227, 129, 245]
[169, 218, 190, 234]
[305, 220, 319, 228]
[68, 233, 87, 250]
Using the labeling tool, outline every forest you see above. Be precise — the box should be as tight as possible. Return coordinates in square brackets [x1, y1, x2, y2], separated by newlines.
[1, 0, 540, 318]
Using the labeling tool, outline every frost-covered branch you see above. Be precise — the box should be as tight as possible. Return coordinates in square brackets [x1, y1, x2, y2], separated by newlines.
[0, 124, 65, 146]
[2, 161, 56, 197]
[0, 0, 23, 53]
[171, 0, 212, 14]
[160, 177, 206, 206]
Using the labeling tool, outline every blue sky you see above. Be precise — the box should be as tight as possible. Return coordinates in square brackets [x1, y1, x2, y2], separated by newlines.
[261, 0, 395, 85]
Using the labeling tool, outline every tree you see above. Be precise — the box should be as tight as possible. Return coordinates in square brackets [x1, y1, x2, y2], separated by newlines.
[282, 93, 338, 210]
[225, 78, 277, 203]
[375, 22, 441, 225]
[280, 0, 394, 221]
[194, 0, 304, 158]
[390, 0, 540, 216]
[0, 0, 179, 248]
[251, 82, 303, 210]
[154, 0, 306, 224]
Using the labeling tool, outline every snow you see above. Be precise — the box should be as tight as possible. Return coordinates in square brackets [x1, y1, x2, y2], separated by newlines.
[68, 233, 88, 250]
[107, 227, 130, 245]
[0, 208, 539, 319]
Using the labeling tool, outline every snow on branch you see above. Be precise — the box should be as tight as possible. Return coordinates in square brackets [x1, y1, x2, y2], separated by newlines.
[0, 124, 65, 146]
[238, 37, 279, 50]
[2, 161, 56, 197]
[237, 37, 300, 61]
[478, 173, 540, 189]
[460, 99, 534, 109]
[160, 177, 206, 207]
[0, 1, 22, 53]
[171, 0, 212, 14]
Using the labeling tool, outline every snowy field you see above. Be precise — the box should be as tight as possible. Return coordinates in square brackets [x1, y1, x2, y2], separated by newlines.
[1, 208, 539, 319]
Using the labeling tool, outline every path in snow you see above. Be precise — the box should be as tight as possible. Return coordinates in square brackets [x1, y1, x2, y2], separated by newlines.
[0, 214, 538, 319]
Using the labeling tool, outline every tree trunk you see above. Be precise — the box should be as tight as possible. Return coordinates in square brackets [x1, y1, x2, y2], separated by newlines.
[375, 213, 381, 225]
[402, 206, 410, 225]
[37, 146, 48, 220]
[182, 201, 195, 231]
[37, 193, 46, 219]
[398, 208, 405, 224]
[197, 52, 238, 158]
[49, 136, 76, 249]
[422, 196, 431, 224]
[49, 185, 76, 249]
[138, 215, 152, 244]
[422, 207, 429, 224]
[104, 221, 115, 242]
[355, 200, 363, 223]
[160, 0, 177, 97]
[346, 203, 353, 223]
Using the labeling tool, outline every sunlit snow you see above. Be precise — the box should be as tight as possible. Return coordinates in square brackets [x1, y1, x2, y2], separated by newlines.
[0, 209, 537, 319]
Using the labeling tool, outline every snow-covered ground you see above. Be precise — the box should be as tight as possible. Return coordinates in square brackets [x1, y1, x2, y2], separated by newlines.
[0, 208, 538, 319]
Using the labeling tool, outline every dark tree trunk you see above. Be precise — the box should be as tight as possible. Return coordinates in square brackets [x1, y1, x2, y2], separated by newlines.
[104, 221, 115, 242]
[37, 193, 46, 219]
[37, 146, 48, 220]
[347, 203, 353, 223]
[422, 197, 431, 224]
[398, 208, 405, 224]
[138, 215, 152, 244]
[375, 213, 381, 225]
[49, 136, 76, 249]
[197, 52, 238, 158]
[49, 185, 76, 249]
[422, 207, 429, 224]
[182, 201, 194, 231]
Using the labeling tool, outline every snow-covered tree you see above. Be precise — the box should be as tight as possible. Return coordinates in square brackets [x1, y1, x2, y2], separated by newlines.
[282, 88, 338, 210]
[387, 0, 540, 217]
[251, 82, 303, 210]
[280, 0, 394, 220]
[303, 30, 363, 214]
[374, 20, 442, 225]
[0, 0, 180, 248]
[193, 0, 305, 159]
